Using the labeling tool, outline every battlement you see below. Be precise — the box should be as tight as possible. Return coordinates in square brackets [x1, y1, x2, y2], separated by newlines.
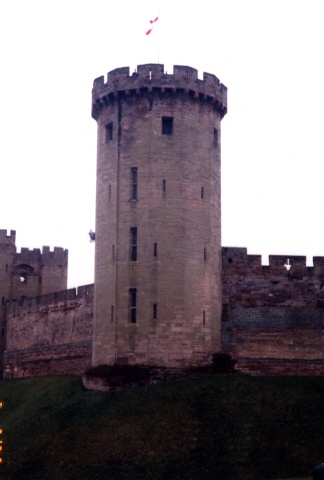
[9, 284, 94, 310]
[0, 229, 16, 246]
[15, 246, 68, 266]
[222, 247, 324, 274]
[92, 64, 227, 120]
[222, 246, 324, 308]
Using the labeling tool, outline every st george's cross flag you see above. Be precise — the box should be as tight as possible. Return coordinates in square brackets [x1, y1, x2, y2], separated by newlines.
[146, 16, 159, 35]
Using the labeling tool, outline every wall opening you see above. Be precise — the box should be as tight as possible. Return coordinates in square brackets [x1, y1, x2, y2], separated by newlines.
[129, 288, 137, 323]
[130, 227, 137, 261]
[162, 117, 173, 135]
[131, 167, 138, 200]
[214, 128, 218, 147]
[106, 123, 113, 142]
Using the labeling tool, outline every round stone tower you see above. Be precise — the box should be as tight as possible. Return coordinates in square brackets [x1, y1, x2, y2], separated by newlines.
[91, 64, 227, 367]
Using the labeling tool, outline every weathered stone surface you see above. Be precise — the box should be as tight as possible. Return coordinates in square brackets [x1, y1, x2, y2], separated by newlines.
[4, 285, 93, 378]
[222, 248, 324, 374]
[92, 64, 226, 367]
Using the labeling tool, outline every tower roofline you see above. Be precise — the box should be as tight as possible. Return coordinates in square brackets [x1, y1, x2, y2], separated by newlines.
[0, 229, 16, 246]
[92, 63, 227, 120]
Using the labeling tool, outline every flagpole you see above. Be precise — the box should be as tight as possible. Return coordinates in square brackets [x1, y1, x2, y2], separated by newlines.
[157, 8, 160, 64]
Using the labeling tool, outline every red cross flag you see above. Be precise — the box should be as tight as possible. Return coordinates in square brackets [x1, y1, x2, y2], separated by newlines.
[146, 16, 159, 35]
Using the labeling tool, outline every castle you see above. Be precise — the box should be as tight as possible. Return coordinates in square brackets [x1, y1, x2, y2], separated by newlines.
[1, 64, 323, 379]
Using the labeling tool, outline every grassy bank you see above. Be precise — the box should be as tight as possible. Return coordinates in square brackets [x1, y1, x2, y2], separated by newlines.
[0, 374, 322, 479]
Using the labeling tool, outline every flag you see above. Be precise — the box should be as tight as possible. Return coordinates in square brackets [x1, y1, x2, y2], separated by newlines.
[146, 16, 159, 35]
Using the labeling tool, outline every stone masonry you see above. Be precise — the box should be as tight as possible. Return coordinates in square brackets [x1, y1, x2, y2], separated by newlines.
[1, 63, 324, 379]
[92, 64, 227, 367]
[0, 229, 68, 374]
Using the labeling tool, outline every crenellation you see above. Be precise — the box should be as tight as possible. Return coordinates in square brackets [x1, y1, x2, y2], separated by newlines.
[92, 64, 227, 120]
[0, 229, 16, 245]
[313, 256, 324, 267]
[173, 65, 198, 81]
[2, 60, 324, 380]
[8, 284, 94, 313]
[269, 255, 306, 268]
[137, 63, 164, 78]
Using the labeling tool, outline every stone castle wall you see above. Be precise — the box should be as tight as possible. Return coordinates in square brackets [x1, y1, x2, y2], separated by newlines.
[4, 284, 93, 378]
[0, 229, 68, 375]
[4, 246, 324, 378]
[222, 247, 324, 375]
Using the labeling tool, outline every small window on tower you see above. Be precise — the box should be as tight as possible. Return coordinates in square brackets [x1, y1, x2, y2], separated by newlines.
[153, 303, 157, 319]
[20, 274, 27, 284]
[131, 167, 138, 200]
[106, 123, 113, 142]
[129, 288, 137, 323]
[214, 128, 218, 147]
[153, 243, 158, 257]
[130, 227, 137, 261]
[162, 116, 173, 135]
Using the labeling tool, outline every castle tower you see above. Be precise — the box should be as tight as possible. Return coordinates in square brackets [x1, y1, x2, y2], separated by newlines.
[91, 64, 227, 367]
[0, 229, 68, 375]
[11, 246, 68, 300]
[0, 230, 16, 371]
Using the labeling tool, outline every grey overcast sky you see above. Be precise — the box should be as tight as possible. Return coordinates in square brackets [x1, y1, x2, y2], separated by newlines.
[1, 0, 324, 287]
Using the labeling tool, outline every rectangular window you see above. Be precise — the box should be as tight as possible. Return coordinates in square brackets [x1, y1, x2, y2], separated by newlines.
[130, 288, 137, 323]
[108, 184, 112, 200]
[202, 310, 206, 325]
[204, 247, 207, 262]
[131, 167, 138, 200]
[162, 179, 166, 194]
[130, 227, 137, 261]
[214, 128, 218, 147]
[153, 303, 157, 319]
[162, 116, 173, 135]
[201, 186, 204, 199]
[106, 122, 113, 142]
[153, 242, 158, 257]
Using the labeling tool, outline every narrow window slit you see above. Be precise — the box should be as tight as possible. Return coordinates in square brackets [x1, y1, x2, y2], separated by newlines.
[130, 288, 137, 323]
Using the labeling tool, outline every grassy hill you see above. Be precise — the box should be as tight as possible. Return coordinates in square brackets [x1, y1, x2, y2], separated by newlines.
[0, 374, 322, 479]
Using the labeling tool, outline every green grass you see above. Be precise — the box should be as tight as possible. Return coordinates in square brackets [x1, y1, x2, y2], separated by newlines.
[0, 374, 323, 479]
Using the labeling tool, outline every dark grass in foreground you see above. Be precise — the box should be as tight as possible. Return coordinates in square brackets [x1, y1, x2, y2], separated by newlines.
[0, 374, 323, 480]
